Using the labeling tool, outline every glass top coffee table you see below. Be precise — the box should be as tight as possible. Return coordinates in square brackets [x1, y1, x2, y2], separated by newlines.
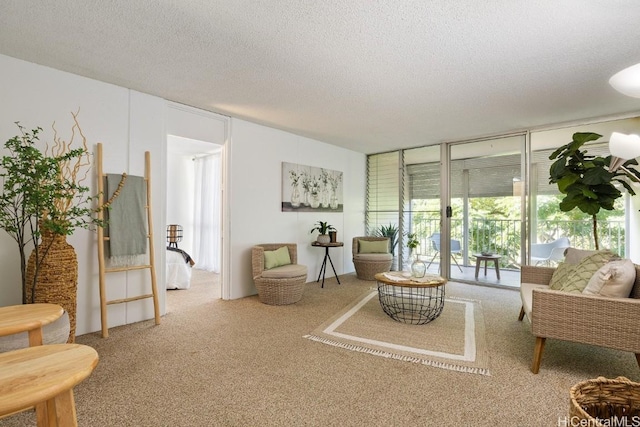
[374, 272, 447, 325]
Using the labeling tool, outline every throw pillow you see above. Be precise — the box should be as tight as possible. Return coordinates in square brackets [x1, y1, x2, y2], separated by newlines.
[583, 259, 636, 298]
[358, 239, 389, 254]
[564, 248, 617, 265]
[264, 246, 292, 270]
[557, 251, 617, 294]
[548, 262, 576, 290]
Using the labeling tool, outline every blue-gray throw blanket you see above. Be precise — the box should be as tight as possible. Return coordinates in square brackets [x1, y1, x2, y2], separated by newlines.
[106, 174, 147, 259]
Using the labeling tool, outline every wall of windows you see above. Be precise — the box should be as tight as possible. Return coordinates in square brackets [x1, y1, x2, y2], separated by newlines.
[366, 115, 640, 284]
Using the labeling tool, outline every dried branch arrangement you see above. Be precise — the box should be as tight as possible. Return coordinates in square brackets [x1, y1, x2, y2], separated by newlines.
[46, 110, 92, 217]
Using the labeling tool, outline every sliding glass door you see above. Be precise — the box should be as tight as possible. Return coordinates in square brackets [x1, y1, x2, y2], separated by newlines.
[444, 134, 526, 287]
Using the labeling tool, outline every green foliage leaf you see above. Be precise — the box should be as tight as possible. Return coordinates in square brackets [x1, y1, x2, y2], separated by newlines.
[581, 187, 597, 199]
[559, 197, 579, 212]
[576, 199, 601, 216]
[572, 132, 603, 144]
[310, 220, 335, 234]
[549, 158, 569, 181]
[556, 174, 578, 193]
[582, 167, 611, 185]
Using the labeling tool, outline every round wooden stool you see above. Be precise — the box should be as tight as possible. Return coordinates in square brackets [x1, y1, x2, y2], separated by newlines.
[0, 343, 99, 426]
[0, 303, 64, 347]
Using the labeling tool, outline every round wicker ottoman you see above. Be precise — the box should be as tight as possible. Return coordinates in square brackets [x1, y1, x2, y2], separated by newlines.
[254, 275, 306, 305]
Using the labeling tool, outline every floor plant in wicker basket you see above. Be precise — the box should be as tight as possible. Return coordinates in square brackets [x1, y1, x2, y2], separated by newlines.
[0, 112, 101, 342]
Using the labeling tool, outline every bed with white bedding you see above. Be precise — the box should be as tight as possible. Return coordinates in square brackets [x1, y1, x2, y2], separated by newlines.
[166, 247, 194, 289]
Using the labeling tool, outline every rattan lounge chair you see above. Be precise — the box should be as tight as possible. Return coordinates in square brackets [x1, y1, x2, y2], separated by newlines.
[352, 236, 393, 281]
[518, 264, 640, 373]
[251, 243, 307, 305]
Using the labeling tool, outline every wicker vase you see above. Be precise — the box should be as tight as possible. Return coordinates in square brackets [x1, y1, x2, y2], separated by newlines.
[25, 229, 78, 343]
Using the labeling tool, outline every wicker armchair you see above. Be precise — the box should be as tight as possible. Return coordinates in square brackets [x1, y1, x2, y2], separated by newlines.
[352, 236, 393, 281]
[518, 264, 640, 374]
[251, 243, 308, 305]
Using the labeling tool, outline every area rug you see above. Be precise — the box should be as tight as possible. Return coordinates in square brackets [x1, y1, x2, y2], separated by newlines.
[304, 289, 490, 375]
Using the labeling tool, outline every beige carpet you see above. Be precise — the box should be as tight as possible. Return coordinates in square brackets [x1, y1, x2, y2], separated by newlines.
[2, 271, 640, 426]
[305, 290, 490, 375]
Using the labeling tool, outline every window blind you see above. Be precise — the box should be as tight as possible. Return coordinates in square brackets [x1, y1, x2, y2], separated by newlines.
[366, 152, 401, 234]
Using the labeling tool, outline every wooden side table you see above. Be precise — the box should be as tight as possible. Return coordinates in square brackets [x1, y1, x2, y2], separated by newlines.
[0, 343, 98, 426]
[311, 241, 343, 288]
[473, 254, 501, 279]
[0, 303, 64, 347]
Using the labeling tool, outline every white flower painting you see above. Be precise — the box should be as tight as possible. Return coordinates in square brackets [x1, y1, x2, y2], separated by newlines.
[282, 162, 343, 212]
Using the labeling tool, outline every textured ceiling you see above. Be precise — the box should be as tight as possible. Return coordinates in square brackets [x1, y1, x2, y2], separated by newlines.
[1, 1, 640, 154]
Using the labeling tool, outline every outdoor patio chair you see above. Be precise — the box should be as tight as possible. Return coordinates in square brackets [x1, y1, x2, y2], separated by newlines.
[426, 233, 463, 272]
[530, 236, 570, 266]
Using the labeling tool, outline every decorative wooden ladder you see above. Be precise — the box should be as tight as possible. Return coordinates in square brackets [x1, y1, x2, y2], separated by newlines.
[95, 142, 160, 338]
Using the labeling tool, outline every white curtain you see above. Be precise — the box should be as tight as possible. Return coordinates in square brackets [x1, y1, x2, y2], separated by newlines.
[193, 153, 221, 272]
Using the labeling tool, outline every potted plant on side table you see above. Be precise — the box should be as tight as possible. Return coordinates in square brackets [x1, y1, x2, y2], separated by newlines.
[310, 221, 335, 244]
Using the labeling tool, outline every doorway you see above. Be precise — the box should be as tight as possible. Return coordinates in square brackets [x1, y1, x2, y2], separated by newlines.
[166, 136, 222, 295]
[165, 102, 229, 301]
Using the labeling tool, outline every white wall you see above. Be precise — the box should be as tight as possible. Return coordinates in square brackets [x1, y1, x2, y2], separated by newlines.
[0, 54, 167, 334]
[228, 119, 366, 299]
[0, 53, 367, 335]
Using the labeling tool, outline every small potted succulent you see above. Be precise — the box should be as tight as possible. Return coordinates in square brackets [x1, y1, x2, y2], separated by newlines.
[310, 221, 335, 244]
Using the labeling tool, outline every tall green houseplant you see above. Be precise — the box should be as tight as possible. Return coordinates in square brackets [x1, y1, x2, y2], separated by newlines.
[0, 115, 99, 304]
[548, 132, 640, 249]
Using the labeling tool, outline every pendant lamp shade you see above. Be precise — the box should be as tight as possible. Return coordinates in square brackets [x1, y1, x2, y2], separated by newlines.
[609, 63, 640, 98]
[609, 132, 640, 160]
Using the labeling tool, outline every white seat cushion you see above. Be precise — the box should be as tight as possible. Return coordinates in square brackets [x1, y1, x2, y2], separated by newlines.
[520, 282, 549, 321]
[261, 263, 307, 279]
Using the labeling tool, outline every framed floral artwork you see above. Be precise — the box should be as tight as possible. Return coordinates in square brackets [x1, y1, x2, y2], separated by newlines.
[282, 162, 343, 212]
